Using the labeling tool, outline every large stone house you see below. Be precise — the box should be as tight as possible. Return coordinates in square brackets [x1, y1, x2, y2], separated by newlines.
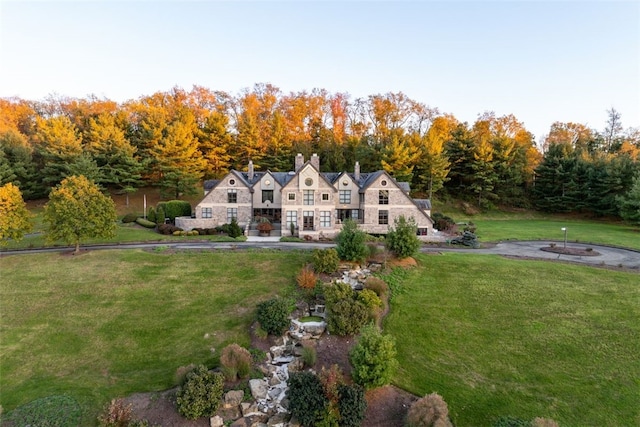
[176, 154, 434, 239]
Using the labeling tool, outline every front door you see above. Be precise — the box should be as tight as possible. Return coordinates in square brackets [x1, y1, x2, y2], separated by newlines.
[303, 211, 314, 231]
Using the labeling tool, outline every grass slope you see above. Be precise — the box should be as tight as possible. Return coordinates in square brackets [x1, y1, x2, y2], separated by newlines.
[386, 253, 640, 426]
[0, 249, 307, 423]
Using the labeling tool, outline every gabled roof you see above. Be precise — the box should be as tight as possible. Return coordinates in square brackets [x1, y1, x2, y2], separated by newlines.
[413, 199, 432, 210]
[281, 161, 337, 191]
[204, 179, 220, 192]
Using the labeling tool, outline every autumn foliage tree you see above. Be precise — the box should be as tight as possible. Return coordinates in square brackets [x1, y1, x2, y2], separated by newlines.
[43, 175, 117, 253]
[0, 182, 33, 245]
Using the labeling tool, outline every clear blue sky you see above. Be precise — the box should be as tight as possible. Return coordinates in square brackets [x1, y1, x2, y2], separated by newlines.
[1, 0, 638, 142]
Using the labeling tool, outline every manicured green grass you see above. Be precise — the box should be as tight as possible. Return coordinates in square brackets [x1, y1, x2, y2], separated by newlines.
[472, 219, 640, 250]
[385, 253, 640, 426]
[0, 250, 308, 424]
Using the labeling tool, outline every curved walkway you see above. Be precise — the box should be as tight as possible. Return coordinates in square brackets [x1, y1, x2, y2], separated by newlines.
[2, 240, 639, 270]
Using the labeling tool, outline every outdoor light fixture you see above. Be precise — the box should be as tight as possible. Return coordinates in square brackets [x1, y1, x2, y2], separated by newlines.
[561, 227, 567, 248]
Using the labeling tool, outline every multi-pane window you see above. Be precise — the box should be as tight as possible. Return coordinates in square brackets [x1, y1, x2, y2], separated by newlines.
[351, 209, 359, 219]
[227, 208, 237, 223]
[379, 190, 389, 205]
[303, 211, 314, 230]
[227, 189, 237, 203]
[262, 190, 274, 203]
[378, 210, 388, 225]
[303, 190, 314, 205]
[320, 211, 331, 227]
[286, 210, 297, 228]
[322, 193, 329, 201]
[288, 192, 296, 201]
[202, 207, 212, 218]
[339, 190, 351, 204]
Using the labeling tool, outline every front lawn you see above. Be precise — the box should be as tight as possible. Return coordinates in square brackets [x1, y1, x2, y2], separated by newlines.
[386, 253, 640, 426]
[0, 249, 307, 424]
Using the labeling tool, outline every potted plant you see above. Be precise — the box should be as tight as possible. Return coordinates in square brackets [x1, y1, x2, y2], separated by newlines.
[257, 218, 273, 236]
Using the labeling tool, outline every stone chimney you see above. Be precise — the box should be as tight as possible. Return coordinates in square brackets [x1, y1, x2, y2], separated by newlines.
[295, 153, 304, 172]
[248, 160, 254, 180]
[354, 161, 360, 181]
[310, 153, 320, 171]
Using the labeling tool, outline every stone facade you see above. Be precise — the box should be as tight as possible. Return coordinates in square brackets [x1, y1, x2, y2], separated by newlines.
[177, 154, 434, 239]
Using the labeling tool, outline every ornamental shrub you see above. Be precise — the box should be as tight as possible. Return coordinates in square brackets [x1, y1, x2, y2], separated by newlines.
[256, 297, 292, 336]
[175, 365, 224, 420]
[364, 277, 389, 298]
[357, 289, 382, 311]
[297, 266, 318, 290]
[406, 393, 452, 427]
[319, 364, 345, 405]
[155, 206, 166, 226]
[349, 324, 398, 389]
[323, 282, 354, 307]
[121, 212, 139, 223]
[219, 343, 252, 380]
[157, 223, 182, 235]
[287, 372, 329, 427]
[156, 200, 192, 222]
[312, 248, 339, 274]
[431, 212, 456, 233]
[147, 206, 156, 223]
[97, 398, 133, 427]
[385, 215, 421, 258]
[337, 384, 367, 427]
[335, 219, 368, 262]
[301, 345, 317, 368]
[227, 217, 243, 238]
[135, 217, 157, 228]
[327, 299, 369, 336]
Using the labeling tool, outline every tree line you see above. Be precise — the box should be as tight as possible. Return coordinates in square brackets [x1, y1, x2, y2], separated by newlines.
[1, 84, 638, 217]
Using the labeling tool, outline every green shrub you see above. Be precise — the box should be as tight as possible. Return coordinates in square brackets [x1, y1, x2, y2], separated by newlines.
[323, 282, 355, 306]
[220, 343, 252, 380]
[256, 297, 292, 336]
[385, 215, 421, 258]
[156, 206, 166, 226]
[327, 299, 369, 336]
[227, 217, 243, 238]
[406, 393, 452, 427]
[175, 365, 224, 420]
[312, 248, 340, 274]
[287, 372, 329, 427]
[6, 395, 82, 427]
[335, 219, 368, 262]
[301, 345, 317, 368]
[156, 200, 192, 222]
[147, 206, 156, 223]
[173, 230, 182, 236]
[135, 217, 157, 228]
[324, 282, 370, 335]
[337, 384, 367, 427]
[121, 212, 139, 223]
[349, 324, 398, 389]
[357, 289, 382, 310]
[98, 398, 133, 427]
